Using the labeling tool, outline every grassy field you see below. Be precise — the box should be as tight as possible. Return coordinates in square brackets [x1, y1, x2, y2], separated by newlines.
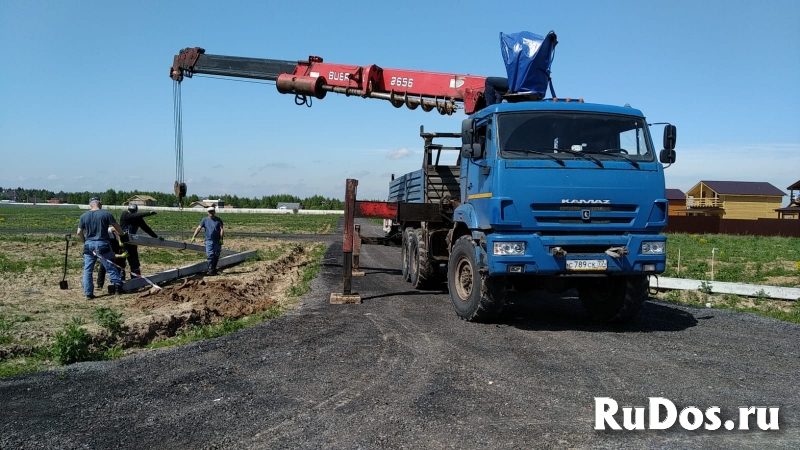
[663, 233, 800, 286]
[0, 206, 339, 234]
[0, 208, 797, 286]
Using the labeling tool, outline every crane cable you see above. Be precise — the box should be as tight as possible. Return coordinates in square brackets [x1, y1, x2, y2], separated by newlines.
[173, 80, 187, 237]
[173, 80, 185, 199]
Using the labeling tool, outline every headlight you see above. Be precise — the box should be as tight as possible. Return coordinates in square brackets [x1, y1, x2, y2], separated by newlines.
[494, 242, 526, 255]
[641, 241, 665, 255]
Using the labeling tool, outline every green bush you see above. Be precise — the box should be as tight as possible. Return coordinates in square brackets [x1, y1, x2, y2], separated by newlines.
[92, 307, 125, 335]
[52, 318, 93, 365]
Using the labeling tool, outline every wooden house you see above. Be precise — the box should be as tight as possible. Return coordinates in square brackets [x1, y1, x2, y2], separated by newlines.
[189, 199, 225, 209]
[775, 180, 800, 219]
[665, 189, 686, 216]
[2, 189, 19, 201]
[189, 201, 214, 209]
[124, 195, 157, 207]
[683, 181, 785, 219]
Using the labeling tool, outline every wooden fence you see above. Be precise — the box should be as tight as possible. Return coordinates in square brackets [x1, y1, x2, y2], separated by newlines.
[665, 216, 800, 237]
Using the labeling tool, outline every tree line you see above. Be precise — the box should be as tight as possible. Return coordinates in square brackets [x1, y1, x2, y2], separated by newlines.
[0, 187, 345, 210]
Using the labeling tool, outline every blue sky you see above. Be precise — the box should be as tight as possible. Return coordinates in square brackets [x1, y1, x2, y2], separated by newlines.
[1, 0, 798, 203]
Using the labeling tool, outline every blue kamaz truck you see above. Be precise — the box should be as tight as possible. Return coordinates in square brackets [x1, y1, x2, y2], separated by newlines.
[388, 100, 677, 322]
[169, 31, 676, 322]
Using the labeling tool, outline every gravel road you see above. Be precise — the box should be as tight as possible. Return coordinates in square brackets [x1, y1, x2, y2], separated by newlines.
[1, 221, 798, 449]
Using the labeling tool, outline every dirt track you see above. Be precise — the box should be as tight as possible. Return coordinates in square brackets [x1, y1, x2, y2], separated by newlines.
[1, 221, 799, 449]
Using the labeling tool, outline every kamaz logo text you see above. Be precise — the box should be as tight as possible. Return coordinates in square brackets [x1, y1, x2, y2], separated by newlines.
[561, 199, 611, 204]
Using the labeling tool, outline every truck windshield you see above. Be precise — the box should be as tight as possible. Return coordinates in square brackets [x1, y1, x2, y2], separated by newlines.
[498, 112, 654, 163]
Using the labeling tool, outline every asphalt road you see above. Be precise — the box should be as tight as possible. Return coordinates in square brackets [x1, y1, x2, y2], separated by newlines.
[1, 221, 798, 449]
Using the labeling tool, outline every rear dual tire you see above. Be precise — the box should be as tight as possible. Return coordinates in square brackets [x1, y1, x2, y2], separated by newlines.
[402, 227, 437, 289]
[401, 228, 412, 282]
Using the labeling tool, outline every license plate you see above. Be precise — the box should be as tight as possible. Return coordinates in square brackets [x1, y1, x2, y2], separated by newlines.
[566, 259, 607, 271]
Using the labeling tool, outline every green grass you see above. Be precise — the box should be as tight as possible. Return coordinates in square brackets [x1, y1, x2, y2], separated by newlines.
[0, 251, 62, 273]
[0, 349, 54, 378]
[287, 244, 326, 297]
[664, 233, 800, 286]
[0, 314, 12, 345]
[144, 249, 208, 266]
[0, 303, 289, 377]
[0, 207, 339, 234]
[147, 306, 284, 349]
[0, 314, 37, 345]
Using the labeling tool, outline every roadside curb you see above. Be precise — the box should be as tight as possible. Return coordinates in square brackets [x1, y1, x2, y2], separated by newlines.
[651, 276, 800, 301]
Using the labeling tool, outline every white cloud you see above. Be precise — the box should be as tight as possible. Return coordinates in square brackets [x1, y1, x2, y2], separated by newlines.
[47, 174, 57, 180]
[387, 148, 412, 160]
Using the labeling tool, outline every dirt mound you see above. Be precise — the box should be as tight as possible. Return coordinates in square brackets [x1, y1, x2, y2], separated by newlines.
[112, 245, 312, 347]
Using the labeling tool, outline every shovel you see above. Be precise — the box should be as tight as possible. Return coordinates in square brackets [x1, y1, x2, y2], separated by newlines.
[59, 234, 71, 289]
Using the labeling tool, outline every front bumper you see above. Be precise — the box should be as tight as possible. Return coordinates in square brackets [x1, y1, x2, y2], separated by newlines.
[485, 233, 666, 276]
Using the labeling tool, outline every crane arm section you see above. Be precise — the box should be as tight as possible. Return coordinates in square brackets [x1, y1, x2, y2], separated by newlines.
[170, 47, 488, 115]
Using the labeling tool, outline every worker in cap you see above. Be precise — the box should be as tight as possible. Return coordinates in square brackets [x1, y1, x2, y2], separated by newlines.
[77, 197, 126, 298]
[120, 203, 159, 279]
[190, 205, 225, 275]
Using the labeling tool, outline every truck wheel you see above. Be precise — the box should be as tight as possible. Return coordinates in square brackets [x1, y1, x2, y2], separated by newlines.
[401, 228, 412, 282]
[578, 275, 648, 323]
[447, 236, 507, 322]
[410, 229, 436, 289]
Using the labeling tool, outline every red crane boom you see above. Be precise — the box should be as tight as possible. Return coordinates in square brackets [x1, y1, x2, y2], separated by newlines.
[170, 47, 488, 115]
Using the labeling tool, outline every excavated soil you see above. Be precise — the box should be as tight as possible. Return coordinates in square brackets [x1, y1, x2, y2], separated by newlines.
[0, 237, 324, 358]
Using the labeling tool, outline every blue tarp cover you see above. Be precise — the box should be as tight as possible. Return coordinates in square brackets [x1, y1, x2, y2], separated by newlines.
[500, 31, 557, 95]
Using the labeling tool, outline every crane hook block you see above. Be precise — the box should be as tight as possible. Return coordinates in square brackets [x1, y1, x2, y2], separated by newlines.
[174, 181, 187, 201]
[276, 74, 327, 100]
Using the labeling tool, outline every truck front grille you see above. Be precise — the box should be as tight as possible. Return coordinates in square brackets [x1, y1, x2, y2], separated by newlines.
[530, 203, 637, 225]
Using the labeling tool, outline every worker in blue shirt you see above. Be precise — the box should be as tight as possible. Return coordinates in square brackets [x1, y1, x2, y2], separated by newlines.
[190, 206, 225, 275]
[77, 197, 126, 298]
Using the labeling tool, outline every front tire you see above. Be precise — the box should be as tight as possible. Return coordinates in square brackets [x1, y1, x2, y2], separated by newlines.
[447, 236, 507, 322]
[578, 275, 648, 323]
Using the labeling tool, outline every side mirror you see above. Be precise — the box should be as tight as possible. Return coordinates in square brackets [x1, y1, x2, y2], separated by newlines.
[461, 119, 473, 146]
[461, 118, 484, 158]
[660, 149, 676, 164]
[663, 124, 677, 150]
